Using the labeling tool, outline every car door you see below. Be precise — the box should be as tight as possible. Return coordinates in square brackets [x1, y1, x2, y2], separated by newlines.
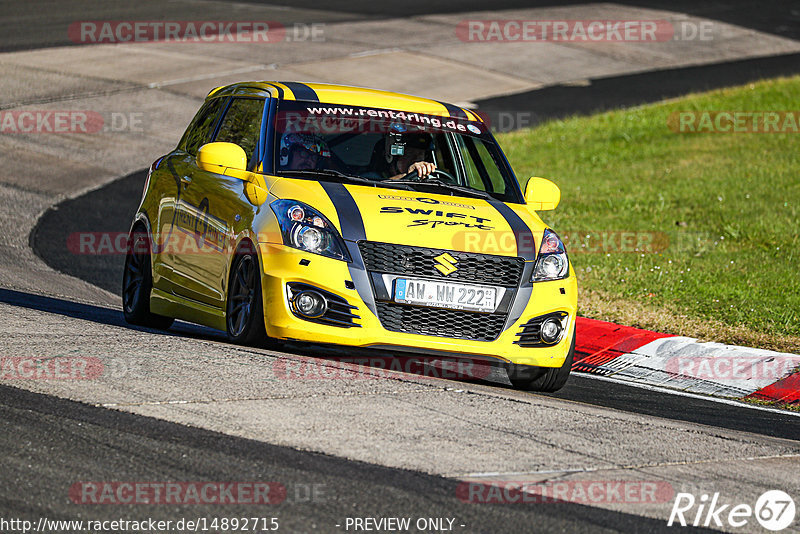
[173, 96, 267, 308]
[152, 96, 228, 296]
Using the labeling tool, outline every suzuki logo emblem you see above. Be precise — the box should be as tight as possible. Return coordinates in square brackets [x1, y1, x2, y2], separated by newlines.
[434, 253, 458, 275]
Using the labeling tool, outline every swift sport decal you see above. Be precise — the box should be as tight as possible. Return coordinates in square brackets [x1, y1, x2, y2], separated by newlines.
[379, 206, 494, 230]
[409, 219, 494, 230]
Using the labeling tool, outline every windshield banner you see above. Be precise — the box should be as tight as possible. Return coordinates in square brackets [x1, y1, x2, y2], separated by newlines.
[274, 102, 487, 136]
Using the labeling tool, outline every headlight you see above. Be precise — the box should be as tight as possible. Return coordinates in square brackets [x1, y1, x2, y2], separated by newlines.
[532, 229, 569, 281]
[270, 199, 350, 261]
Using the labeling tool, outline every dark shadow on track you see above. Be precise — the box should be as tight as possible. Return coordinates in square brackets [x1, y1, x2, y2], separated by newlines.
[30, 169, 146, 296]
[475, 52, 800, 131]
[1, 384, 693, 532]
[0, 287, 218, 339]
[546, 373, 800, 441]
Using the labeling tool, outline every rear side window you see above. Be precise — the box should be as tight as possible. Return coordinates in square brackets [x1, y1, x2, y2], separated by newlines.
[181, 98, 227, 155]
[213, 98, 265, 169]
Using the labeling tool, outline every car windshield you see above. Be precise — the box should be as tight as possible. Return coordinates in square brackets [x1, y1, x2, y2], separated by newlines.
[273, 101, 523, 203]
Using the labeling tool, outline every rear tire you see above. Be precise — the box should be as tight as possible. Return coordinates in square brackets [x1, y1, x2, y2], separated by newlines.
[507, 330, 575, 392]
[122, 227, 174, 330]
[226, 250, 268, 345]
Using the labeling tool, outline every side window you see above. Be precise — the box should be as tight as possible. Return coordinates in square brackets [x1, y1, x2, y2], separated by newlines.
[182, 98, 227, 156]
[457, 136, 506, 195]
[474, 140, 506, 194]
[214, 98, 265, 169]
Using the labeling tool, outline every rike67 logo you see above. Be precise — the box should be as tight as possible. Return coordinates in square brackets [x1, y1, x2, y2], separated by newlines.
[668, 490, 796, 531]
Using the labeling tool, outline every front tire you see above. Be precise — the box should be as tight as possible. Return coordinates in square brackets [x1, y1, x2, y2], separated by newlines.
[122, 227, 174, 330]
[507, 330, 575, 392]
[226, 251, 267, 345]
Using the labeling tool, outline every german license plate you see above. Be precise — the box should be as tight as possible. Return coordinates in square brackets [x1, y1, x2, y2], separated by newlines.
[393, 278, 497, 312]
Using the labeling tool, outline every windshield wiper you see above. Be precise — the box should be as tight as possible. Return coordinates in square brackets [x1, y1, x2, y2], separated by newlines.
[387, 179, 492, 200]
[280, 169, 415, 191]
[280, 169, 373, 184]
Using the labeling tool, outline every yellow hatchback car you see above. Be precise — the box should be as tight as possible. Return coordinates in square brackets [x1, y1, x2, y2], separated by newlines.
[123, 81, 577, 391]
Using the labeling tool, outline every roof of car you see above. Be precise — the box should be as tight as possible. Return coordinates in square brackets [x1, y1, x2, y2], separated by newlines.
[206, 81, 483, 122]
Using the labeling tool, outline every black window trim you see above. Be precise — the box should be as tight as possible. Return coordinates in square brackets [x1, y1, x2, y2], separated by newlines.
[179, 96, 230, 156]
[211, 96, 267, 172]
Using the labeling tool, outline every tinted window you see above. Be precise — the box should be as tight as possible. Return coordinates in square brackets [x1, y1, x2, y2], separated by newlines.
[182, 98, 227, 155]
[457, 136, 507, 196]
[214, 98, 265, 168]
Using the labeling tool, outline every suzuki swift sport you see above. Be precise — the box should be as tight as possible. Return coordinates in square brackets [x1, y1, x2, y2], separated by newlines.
[123, 81, 578, 391]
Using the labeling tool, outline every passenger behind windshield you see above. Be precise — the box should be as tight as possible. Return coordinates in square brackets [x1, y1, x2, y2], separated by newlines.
[279, 133, 330, 171]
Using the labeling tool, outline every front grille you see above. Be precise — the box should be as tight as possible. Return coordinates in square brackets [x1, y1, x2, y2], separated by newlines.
[358, 241, 525, 286]
[376, 302, 506, 342]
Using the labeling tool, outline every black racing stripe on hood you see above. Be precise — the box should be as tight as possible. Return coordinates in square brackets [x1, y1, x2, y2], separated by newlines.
[319, 182, 366, 241]
[320, 182, 376, 316]
[488, 200, 536, 262]
[488, 200, 536, 332]
[281, 82, 319, 102]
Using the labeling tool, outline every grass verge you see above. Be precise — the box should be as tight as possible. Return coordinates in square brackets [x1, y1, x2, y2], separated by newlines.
[499, 75, 800, 354]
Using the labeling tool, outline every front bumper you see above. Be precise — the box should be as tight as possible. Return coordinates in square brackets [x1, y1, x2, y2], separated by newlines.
[258, 243, 577, 367]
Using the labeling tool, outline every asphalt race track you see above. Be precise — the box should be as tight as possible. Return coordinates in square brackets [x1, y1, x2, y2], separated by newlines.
[3, 1, 800, 533]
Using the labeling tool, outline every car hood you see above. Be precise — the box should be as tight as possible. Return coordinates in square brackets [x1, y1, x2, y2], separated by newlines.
[268, 177, 546, 258]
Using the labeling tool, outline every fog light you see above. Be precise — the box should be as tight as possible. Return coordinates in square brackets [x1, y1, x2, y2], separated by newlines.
[540, 317, 563, 344]
[293, 290, 327, 318]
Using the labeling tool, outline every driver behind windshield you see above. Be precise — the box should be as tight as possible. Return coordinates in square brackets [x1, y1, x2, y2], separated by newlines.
[365, 132, 436, 181]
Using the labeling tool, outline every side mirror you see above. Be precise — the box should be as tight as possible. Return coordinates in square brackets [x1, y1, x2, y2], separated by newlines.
[524, 177, 561, 211]
[196, 142, 247, 175]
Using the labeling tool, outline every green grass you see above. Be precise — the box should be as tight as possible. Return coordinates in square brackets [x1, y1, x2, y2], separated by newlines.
[498, 76, 800, 345]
